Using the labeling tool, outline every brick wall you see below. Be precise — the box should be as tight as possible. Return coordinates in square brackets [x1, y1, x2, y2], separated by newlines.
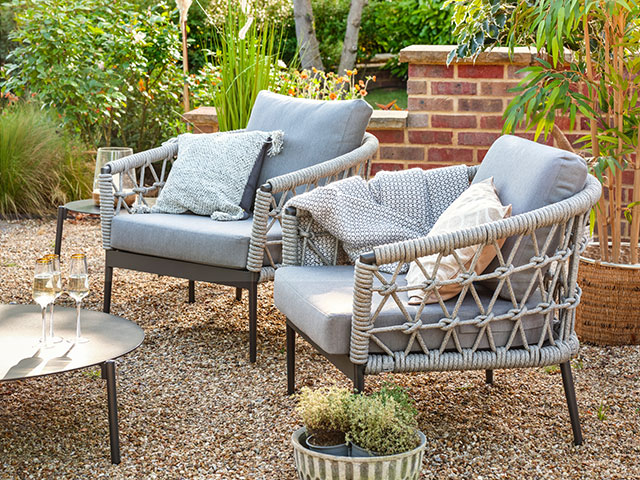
[371, 45, 590, 173]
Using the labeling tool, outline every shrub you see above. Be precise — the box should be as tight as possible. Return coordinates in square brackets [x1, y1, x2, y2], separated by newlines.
[296, 386, 352, 445]
[346, 388, 419, 456]
[3, 0, 186, 151]
[0, 103, 92, 217]
[282, 68, 375, 100]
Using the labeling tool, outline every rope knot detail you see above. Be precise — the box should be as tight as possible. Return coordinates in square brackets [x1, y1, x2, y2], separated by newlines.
[379, 283, 398, 296]
[402, 320, 423, 334]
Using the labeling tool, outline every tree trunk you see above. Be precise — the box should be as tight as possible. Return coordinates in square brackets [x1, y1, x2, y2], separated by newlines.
[293, 0, 324, 71]
[338, 0, 367, 75]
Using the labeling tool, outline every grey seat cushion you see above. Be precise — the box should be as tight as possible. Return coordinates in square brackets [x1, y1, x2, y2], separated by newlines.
[111, 213, 281, 269]
[274, 265, 545, 356]
[246, 91, 373, 188]
[472, 135, 588, 299]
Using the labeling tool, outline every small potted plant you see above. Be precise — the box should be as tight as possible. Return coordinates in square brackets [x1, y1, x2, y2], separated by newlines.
[291, 384, 426, 480]
[347, 385, 422, 457]
[295, 386, 351, 456]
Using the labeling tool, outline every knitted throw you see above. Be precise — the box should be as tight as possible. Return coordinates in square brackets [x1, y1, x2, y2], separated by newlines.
[151, 130, 284, 221]
[287, 166, 470, 273]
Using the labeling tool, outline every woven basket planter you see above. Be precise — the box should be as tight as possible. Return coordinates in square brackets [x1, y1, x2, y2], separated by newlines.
[576, 253, 640, 345]
[291, 428, 426, 480]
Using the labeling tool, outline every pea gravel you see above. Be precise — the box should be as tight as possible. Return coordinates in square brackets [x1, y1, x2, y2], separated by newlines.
[1, 217, 639, 480]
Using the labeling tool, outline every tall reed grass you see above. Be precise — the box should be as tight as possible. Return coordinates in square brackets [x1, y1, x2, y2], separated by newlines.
[211, 1, 289, 131]
[0, 103, 92, 217]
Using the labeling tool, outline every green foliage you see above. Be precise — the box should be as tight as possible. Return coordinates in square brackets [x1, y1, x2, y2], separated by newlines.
[346, 387, 419, 456]
[0, 103, 92, 217]
[205, 1, 289, 131]
[282, 68, 374, 100]
[596, 403, 608, 421]
[360, 0, 454, 78]
[0, 3, 14, 65]
[296, 386, 352, 445]
[3, 0, 186, 151]
[296, 384, 420, 456]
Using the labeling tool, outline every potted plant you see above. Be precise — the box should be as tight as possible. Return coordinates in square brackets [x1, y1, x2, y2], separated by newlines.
[295, 386, 351, 456]
[446, 0, 640, 345]
[291, 385, 426, 480]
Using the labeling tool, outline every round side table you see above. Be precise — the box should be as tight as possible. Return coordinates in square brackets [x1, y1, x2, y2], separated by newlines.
[54, 199, 101, 256]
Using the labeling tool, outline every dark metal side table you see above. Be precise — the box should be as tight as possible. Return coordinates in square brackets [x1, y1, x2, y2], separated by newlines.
[0, 304, 144, 464]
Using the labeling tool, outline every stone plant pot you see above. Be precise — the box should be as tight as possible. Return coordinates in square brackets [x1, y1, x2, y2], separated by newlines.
[291, 428, 426, 480]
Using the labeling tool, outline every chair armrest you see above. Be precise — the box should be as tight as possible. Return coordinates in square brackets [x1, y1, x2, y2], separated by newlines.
[98, 142, 178, 249]
[247, 133, 379, 275]
[348, 175, 602, 365]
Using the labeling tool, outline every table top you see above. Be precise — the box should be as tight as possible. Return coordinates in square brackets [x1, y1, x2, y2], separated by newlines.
[0, 304, 144, 382]
[63, 198, 157, 215]
[64, 199, 101, 215]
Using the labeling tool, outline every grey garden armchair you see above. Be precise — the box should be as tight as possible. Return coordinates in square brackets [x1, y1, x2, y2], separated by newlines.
[274, 135, 602, 445]
[98, 91, 377, 362]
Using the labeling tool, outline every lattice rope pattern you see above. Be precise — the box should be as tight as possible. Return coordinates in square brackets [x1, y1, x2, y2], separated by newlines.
[282, 170, 601, 375]
[100, 132, 379, 285]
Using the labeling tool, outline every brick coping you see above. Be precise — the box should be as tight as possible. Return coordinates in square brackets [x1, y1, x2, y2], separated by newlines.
[399, 45, 573, 66]
[183, 107, 407, 130]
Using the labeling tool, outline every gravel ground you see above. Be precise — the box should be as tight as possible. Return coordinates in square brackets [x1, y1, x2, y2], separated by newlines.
[1, 217, 639, 479]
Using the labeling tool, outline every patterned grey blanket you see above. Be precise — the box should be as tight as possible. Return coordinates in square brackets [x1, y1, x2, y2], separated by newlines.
[286, 166, 470, 273]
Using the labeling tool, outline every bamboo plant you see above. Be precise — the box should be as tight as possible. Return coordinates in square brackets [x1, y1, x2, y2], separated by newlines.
[446, 0, 640, 264]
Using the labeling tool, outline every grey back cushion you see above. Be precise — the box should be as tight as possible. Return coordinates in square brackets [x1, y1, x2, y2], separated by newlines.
[246, 91, 373, 188]
[472, 135, 588, 299]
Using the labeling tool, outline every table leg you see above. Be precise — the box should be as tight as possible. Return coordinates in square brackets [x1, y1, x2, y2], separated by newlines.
[101, 360, 121, 464]
[54, 206, 67, 256]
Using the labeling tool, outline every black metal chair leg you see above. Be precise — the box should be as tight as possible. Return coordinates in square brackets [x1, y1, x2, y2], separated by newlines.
[286, 322, 295, 395]
[248, 282, 258, 363]
[101, 360, 121, 464]
[485, 369, 494, 385]
[235, 287, 243, 301]
[560, 361, 583, 445]
[103, 265, 113, 314]
[54, 206, 66, 256]
[353, 365, 365, 393]
[188, 280, 195, 303]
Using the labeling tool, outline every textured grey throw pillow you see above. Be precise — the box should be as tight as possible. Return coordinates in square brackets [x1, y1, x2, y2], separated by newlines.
[152, 130, 283, 221]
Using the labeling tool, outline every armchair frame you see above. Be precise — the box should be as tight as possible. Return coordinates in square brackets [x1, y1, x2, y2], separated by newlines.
[280, 169, 601, 445]
[99, 132, 378, 362]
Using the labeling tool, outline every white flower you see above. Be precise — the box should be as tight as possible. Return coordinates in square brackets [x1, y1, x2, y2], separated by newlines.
[278, 59, 287, 69]
[238, 16, 254, 40]
[239, 0, 249, 14]
[97, 61, 105, 70]
[132, 31, 146, 44]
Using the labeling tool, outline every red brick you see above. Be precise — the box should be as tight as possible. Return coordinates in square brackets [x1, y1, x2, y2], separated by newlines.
[407, 113, 429, 128]
[368, 129, 405, 144]
[580, 117, 591, 131]
[458, 98, 503, 112]
[406, 80, 427, 95]
[477, 149, 490, 161]
[428, 148, 474, 163]
[458, 65, 505, 79]
[408, 97, 454, 112]
[458, 132, 501, 146]
[380, 146, 425, 161]
[409, 130, 453, 145]
[370, 162, 405, 175]
[408, 163, 451, 170]
[480, 115, 504, 130]
[480, 81, 520, 96]
[431, 114, 477, 129]
[565, 133, 589, 148]
[507, 65, 528, 79]
[431, 81, 477, 95]
[409, 64, 454, 79]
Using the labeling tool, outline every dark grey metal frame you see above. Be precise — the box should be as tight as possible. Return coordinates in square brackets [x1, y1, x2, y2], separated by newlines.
[103, 249, 260, 361]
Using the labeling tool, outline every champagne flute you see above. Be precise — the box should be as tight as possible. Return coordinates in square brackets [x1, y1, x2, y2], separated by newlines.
[44, 254, 63, 343]
[32, 257, 55, 348]
[68, 253, 90, 344]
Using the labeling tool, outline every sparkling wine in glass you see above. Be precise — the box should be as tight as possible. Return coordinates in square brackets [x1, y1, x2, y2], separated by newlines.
[68, 253, 90, 344]
[33, 257, 55, 348]
[44, 254, 63, 343]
